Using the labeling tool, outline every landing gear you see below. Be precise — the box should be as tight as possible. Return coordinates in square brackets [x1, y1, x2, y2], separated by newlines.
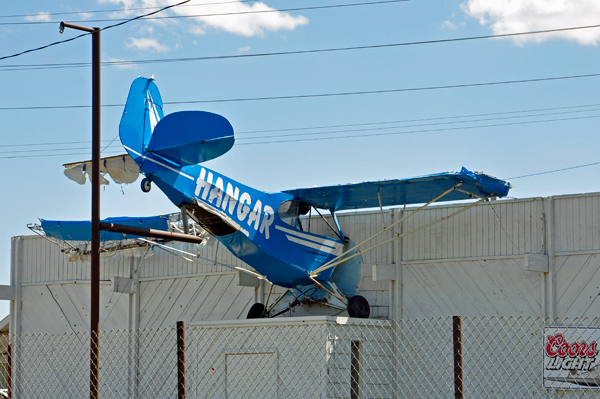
[247, 303, 266, 319]
[246, 285, 371, 319]
[347, 295, 370, 319]
[141, 178, 152, 193]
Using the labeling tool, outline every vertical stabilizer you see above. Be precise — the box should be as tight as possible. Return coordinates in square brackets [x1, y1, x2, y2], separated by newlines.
[119, 77, 164, 164]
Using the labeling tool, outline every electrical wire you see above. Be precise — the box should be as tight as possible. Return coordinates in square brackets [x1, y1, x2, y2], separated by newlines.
[0, 144, 121, 155]
[0, 0, 192, 62]
[236, 103, 600, 134]
[4, 102, 599, 149]
[236, 114, 600, 145]
[506, 162, 600, 180]
[235, 107, 600, 140]
[2, 23, 600, 72]
[2, 111, 598, 158]
[0, 140, 116, 148]
[0, 150, 124, 160]
[0, 0, 273, 19]
[0, 0, 410, 26]
[1, 72, 600, 110]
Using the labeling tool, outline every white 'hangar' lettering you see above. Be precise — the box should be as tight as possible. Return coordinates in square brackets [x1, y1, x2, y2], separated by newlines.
[195, 168, 274, 239]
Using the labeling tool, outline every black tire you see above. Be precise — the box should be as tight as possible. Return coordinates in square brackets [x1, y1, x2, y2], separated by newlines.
[247, 303, 266, 319]
[347, 295, 370, 319]
[141, 178, 152, 193]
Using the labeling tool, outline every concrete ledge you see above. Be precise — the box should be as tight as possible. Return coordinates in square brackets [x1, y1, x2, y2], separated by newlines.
[0, 285, 15, 300]
[190, 316, 392, 329]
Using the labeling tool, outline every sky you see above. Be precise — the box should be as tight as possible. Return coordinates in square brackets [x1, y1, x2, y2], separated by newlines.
[1, 0, 599, 318]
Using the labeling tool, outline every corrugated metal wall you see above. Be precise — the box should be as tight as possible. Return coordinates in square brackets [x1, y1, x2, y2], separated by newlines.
[401, 198, 544, 260]
[11, 192, 600, 334]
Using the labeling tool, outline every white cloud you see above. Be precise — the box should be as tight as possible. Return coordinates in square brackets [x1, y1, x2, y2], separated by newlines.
[106, 57, 139, 69]
[461, 0, 600, 46]
[441, 20, 459, 30]
[238, 45, 251, 53]
[25, 12, 52, 22]
[97, 0, 309, 37]
[179, 1, 309, 37]
[78, 12, 94, 20]
[99, 0, 140, 11]
[126, 37, 169, 52]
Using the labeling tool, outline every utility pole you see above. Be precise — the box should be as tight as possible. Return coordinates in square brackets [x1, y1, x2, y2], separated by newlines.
[59, 22, 101, 399]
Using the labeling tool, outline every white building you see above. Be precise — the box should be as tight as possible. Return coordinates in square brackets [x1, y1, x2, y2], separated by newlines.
[5, 192, 600, 397]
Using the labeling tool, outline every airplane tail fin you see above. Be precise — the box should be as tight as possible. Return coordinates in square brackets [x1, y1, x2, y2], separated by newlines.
[119, 77, 164, 163]
[119, 77, 234, 168]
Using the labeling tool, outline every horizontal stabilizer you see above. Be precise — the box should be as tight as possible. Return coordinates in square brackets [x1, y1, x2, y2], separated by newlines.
[41, 215, 169, 241]
[63, 154, 140, 185]
[147, 111, 234, 166]
[283, 167, 511, 212]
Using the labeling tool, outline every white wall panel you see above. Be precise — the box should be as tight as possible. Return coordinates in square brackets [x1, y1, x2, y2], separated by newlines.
[555, 253, 600, 318]
[139, 275, 255, 328]
[401, 199, 543, 261]
[19, 282, 129, 334]
[554, 194, 600, 253]
[402, 258, 541, 319]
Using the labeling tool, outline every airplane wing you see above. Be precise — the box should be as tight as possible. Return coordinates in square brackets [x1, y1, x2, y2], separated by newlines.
[282, 167, 511, 212]
[41, 215, 170, 241]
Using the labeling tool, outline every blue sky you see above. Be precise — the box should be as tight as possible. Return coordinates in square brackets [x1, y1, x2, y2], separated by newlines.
[1, 0, 599, 317]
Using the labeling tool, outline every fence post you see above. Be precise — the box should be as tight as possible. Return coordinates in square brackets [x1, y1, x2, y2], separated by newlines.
[177, 321, 186, 399]
[350, 340, 360, 399]
[453, 316, 464, 399]
[7, 344, 11, 399]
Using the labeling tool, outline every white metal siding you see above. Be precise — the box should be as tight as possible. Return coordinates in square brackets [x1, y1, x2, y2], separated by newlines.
[12, 192, 600, 332]
[554, 194, 600, 253]
[139, 275, 255, 329]
[401, 199, 544, 261]
[402, 258, 542, 319]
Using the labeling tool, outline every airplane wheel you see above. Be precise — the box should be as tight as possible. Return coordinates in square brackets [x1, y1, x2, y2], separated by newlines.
[141, 178, 152, 193]
[247, 303, 266, 319]
[347, 295, 370, 319]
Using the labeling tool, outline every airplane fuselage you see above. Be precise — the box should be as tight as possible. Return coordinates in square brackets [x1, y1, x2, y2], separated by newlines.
[127, 146, 342, 287]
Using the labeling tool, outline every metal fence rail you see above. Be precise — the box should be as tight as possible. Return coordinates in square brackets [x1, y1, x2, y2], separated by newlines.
[5, 316, 600, 398]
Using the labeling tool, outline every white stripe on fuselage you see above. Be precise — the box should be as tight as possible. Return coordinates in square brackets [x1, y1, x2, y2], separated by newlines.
[275, 225, 343, 253]
[284, 234, 339, 255]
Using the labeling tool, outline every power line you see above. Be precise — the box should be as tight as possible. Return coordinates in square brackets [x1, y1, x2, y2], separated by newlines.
[236, 114, 600, 145]
[0, 140, 115, 148]
[5, 111, 596, 157]
[236, 103, 600, 134]
[0, 0, 262, 19]
[0, 0, 191, 62]
[4, 102, 599, 148]
[0, 150, 123, 160]
[0, 144, 121, 155]
[3, 23, 600, 72]
[506, 161, 600, 180]
[2, 72, 599, 111]
[1, 0, 409, 26]
[236, 107, 600, 139]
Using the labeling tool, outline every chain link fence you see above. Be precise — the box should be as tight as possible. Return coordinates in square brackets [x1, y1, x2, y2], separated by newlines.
[5, 316, 600, 398]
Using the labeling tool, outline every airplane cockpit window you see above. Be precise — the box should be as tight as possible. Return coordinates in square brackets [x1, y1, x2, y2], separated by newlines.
[278, 200, 310, 230]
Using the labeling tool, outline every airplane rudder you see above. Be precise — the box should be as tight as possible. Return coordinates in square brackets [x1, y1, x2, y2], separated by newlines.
[119, 77, 164, 157]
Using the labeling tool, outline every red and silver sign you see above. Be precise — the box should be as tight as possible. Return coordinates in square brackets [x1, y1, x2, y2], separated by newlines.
[543, 326, 600, 389]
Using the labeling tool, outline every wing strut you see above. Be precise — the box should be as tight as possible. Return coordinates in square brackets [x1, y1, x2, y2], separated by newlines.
[137, 237, 266, 280]
[313, 207, 343, 241]
[310, 184, 485, 277]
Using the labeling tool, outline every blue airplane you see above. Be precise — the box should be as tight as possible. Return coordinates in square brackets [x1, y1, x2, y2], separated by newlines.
[67, 76, 512, 318]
